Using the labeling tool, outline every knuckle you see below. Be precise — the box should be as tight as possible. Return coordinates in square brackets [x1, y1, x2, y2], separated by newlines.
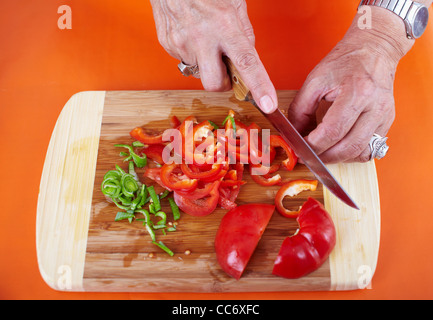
[234, 51, 259, 72]
[344, 141, 365, 159]
[356, 77, 375, 98]
[170, 31, 187, 51]
[358, 152, 371, 163]
[321, 124, 344, 143]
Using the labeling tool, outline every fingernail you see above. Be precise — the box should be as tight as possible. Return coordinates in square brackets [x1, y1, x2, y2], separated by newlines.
[259, 95, 275, 114]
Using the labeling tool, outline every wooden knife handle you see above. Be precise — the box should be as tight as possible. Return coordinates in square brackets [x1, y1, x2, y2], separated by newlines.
[223, 56, 251, 102]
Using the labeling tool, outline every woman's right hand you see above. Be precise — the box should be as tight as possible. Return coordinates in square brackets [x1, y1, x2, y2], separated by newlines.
[150, 0, 278, 114]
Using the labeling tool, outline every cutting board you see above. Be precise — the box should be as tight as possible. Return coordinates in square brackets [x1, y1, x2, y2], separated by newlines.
[36, 90, 380, 292]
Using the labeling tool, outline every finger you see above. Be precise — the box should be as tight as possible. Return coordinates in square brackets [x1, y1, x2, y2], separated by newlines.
[222, 35, 277, 114]
[287, 76, 324, 135]
[349, 146, 373, 163]
[197, 50, 232, 92]
[306, 89, 366, 155]
[234, 0, 255, 45]
[348, 110, 394, 163]
[317, 109, 379, 163]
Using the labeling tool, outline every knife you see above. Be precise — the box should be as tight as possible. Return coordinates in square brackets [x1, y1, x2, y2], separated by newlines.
[223, 57, 360, 210]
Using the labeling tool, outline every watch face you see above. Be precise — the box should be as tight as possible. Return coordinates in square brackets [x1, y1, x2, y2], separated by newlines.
[413, 7, 429, 38]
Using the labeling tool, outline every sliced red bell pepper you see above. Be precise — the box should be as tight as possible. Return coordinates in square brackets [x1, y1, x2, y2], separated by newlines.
[218, 163, 244, 210]
[169, 115, 181, 128]
[193, 120, 215, 143]
[270, 135, 298, 171]
[249, 164, 282, 186]
[174, 180, 219, 200]
[160, 163, 198, 192]
[200, 161, 229, 182]
[173, 181, 221, 217]
[272, 197, 336, 279]
[180, 163, 223, 180]
[275, 179, 319, 218]
[130, 127, 164, 145]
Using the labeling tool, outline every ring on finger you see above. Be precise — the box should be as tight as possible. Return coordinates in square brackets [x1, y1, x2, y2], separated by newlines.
[369, 133, 389, 160]
[178, 61, 200, 78]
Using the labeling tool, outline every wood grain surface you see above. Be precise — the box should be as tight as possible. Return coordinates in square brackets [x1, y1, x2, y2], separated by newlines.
[37, 90, 380, 292]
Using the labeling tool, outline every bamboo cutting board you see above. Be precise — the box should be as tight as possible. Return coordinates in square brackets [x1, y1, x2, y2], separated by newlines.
[36, 90, 380, 292]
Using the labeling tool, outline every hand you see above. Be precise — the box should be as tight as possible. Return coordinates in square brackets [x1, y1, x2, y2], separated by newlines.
[288, 7, 414, 163]
[150, 0, 278, 113]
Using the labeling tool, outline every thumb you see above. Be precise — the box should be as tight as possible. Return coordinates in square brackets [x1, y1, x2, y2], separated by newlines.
[223, 36, 278, 114]
[288, 77, 323, 135]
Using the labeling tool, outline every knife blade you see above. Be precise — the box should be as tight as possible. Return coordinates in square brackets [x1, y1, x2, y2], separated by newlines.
[223, 57, 359, 210]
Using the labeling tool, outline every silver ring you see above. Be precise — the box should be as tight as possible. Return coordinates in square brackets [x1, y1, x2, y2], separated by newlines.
[178, 61, 200, 79]
[369, 133, 389, 160]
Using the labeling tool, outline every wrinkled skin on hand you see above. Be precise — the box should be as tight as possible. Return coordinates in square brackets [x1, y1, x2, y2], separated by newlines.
[288, 38, 397, 163]
[150, 0, 278, 113]
[288, 8, 414, 163]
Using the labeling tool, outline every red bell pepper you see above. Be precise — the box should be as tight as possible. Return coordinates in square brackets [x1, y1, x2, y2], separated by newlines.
[272, 197, 336, 279]
[180, 163, 223, 180]
[130, 127, 164, 145]
[160, 163, 198, 192]
[169, 115, 181, 128]
[174, 180, 220, 200]
[218, 163, 244, 210]
[275, 179, 318, 218]
[173, 180, 221, 217]
[215, 203, 275, 280]
[249, 164, 282, 186]
[270, 135, 298, 171]
[138, 144, 165, 165]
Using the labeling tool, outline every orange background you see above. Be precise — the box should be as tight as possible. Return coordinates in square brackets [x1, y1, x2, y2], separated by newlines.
[1, 0, 433, 300]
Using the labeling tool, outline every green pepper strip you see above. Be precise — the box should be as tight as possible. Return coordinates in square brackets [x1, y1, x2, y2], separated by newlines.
[152, 241, 174, 256]
[168, 198, 180, 221]
[148, 185, 161, 212]
[115, 144, 147, 168]
[115, 211, 135, 222]
[222, 115, 237, 137]
[154, 211, 167, 225]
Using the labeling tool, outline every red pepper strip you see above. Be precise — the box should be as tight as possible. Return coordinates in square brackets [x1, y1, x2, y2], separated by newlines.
[180, 163, 223, 180]
[218, 163, 244, 210]
[270, 135, 298, 171]
[173, 181, 221, 217]
[138, 144, 165, 165]
[275, 179, 318, 218]
[193, 120, 215, 143]
[191, 134, 218, 166]
[200, 161, 229, 182]
[250, 167, 282, 187]
[220, 180, 246, 188]
[130, 127, 164, 145]
[169, 115, 181, 128]
[272, 197, 336, 279]
[160, 163, 198, 192]
[247, 126, 276, 166]
[174, 180, 219, 200]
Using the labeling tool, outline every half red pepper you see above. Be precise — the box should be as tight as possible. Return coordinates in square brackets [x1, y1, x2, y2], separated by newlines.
[272, 197, 336, 279]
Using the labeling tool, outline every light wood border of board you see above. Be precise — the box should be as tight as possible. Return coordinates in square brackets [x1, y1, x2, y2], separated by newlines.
[37, 91, 106, 291]
[36, 90, 380, 292]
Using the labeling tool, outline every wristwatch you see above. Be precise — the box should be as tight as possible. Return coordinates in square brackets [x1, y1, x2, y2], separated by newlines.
[358, 0, 430, 39]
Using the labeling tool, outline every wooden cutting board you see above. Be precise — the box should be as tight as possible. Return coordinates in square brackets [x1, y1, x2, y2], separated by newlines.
[36, 90, 380, 292]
